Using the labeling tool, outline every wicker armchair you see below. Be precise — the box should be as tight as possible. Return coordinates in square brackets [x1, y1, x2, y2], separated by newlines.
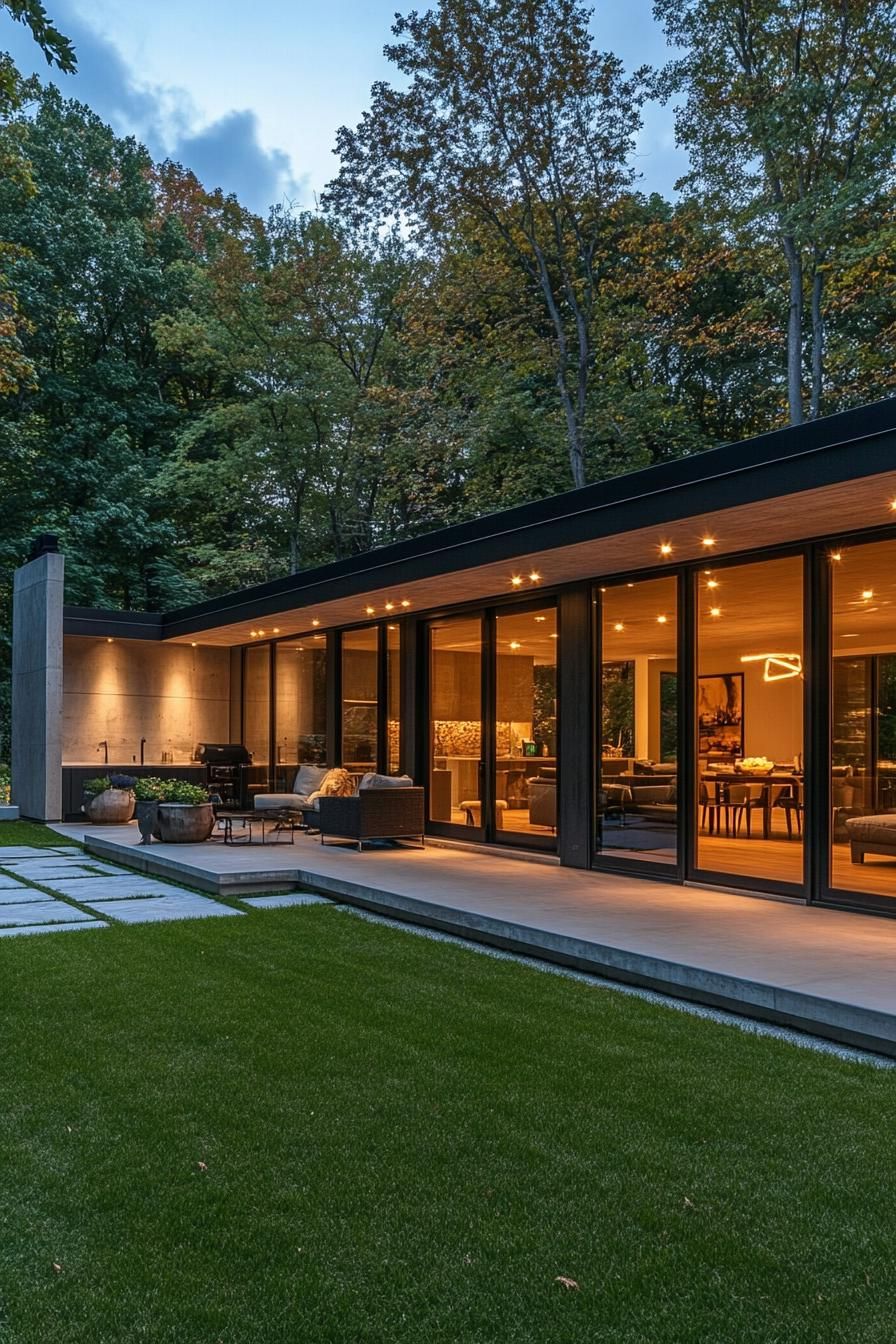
[317, 787, 425, 851]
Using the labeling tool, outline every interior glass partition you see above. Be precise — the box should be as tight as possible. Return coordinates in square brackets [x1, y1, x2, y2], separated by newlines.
[341, 626, 379, 775]
[829, 538, 896, 900]
[274, 637, 328, 788]
[428, 615, 483, 829]
[596, 577, 679, 865]
[695, 554, 805, 889]
[494, 606, 558, 843]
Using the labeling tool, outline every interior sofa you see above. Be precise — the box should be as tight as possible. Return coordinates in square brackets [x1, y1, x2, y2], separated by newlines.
[527, 769, 557, 831]
[316, 773, 424, 850]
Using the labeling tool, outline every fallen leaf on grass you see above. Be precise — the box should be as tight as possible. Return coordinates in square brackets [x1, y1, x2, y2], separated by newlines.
[554, 1276, 580, 1290]
[51, 1263, 62, 1274]
[197, 1161, 208, 1172]
[683, 1196, 695, 1208]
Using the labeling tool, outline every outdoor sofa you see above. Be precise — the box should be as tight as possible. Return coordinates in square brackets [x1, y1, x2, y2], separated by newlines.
[316, 773, 425, 851]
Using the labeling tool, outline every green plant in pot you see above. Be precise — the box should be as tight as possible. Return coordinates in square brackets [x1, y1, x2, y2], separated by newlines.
[155, 779, 216, 844]
[133, 777, 170, 844]
[83, 773, 136, 824]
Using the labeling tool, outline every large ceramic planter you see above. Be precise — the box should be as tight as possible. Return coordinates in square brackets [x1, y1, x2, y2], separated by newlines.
[156, 802, 215, 843]
[135, 799, 162, 844]
[84, 788, 135, 823]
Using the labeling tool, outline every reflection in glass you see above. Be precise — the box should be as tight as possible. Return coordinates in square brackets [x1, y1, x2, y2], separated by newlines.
[830, 538, 896, 898]
[274, 638, 328, 789]
[243, 643, 270, 768]
[387, 624, 401, 774]
[495, 607, 557, 842]
[429, 615, 482, 826]
[597, 577, 678, 864]
[696, 555, 804, 886]
[342, 626, 379, 773]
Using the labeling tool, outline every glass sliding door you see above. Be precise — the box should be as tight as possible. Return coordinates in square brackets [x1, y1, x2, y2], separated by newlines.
[428, 614, 483, 832]
[386, 623, 401, 775]
[494, 606, 557, 846]
[596, 577, 679, 865]
[694, 554, 805, 890]
[242, 642, 271, 801]
[829, 538, 896, 902]
[274, 638, 328, 789]
[341, 626, 379, 775]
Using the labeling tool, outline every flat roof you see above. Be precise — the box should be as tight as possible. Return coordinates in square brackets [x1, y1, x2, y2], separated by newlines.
[63, 395, 896, 642]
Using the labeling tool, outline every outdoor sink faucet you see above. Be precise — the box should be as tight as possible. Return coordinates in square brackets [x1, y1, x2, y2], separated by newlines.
[98, 740, 109, 765]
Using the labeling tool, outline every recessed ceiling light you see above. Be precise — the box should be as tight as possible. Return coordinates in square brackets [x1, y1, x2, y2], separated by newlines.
[550, 633, 558, 639]
[312, 619, 320, 626]
[509, 640, 521, 650]
[890, 499, 896, 512]
[829, 551, 842, 562]
[709, 607, 721, 618]
[106, 637, 114, 644]
[659, 542, 673, 557]
[534, 615, 546, 622]
[387, 624, 397, 631]
[841, 633, 859, 638]
[656, 614, 668, 624]
[706, 579, 720, 590]
[529, 571, 541, 583]
[511, 575, 523, 587]
[627, 583, 635, 589]
[191, 641, 197, 647]
[614, 622, 624, 632]
[365, 606, 375, 615]
[401, 600, 411, 608]
[258, 630, 266, 636]
[250, 631, 257, 638]
[385, 601, 394, 611]
[273, 627, 280, 634]
[701, 536, 716, 548]
[862, 589, 874, 600]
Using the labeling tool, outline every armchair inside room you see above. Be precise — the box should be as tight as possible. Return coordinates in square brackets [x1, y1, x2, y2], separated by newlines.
[527, 769, 556, 831]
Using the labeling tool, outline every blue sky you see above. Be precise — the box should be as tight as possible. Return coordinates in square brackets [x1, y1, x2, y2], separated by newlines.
[0, 0, 686, 214]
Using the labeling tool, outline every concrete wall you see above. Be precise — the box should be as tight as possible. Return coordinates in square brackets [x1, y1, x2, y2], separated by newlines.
[62, 637, 231, 767]
[11, 551, 64, 820]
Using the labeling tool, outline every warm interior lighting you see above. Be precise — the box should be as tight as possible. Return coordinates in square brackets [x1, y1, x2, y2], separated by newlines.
[273, 627, 280, 634]
[614, 621, 625, 632]
[659, 542, 673, 557]
[250, 631, 257, 638]
[862, 589, 874, 600]
[701, 536, 716, 548]
[706, 578, 719, 590]
[511, 575, 523, 587]
[829, 550, 842, 562]
[312, 619, 320, 626]
[656, 614, 668, 624]
[550, 633, 558, 639]
[191, 641, 197, 647]
[709, 607, 721, 618]
[401, 600, 411, 608]
[509, 640, 521, 650]
[106, 637, 113, 644]
[890, 499, 896, 512]
[385, 601, 395, 611]
[528, 570, 541, 583]
[741, 652, 802, 682]
[258, 630, 266, 636]
[534, 615, 546, 623]
[365, 606, 375, 615]
[387, 624, 397, 631]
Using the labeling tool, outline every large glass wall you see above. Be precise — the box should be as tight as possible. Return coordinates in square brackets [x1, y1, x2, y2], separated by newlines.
[596, 577, 678, 865]
[274, 638, 328, 788]
[243, 642, 271, 800]
[429, 615, 483, 827]
[387, 624, 401, 775]
[495, 606, 557, 843]
[695, 555, 804, 887]
[830, 538, 896, 900]
[341, 626, 379, 774]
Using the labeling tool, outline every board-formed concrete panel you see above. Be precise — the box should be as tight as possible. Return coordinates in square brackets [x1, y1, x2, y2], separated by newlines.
[11, 550, 64, 820]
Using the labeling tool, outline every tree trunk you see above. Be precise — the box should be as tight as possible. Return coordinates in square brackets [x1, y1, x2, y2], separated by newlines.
[809, 262, 825, 421]
[556, 369, 586, 489]
[782, 235, 804, 425]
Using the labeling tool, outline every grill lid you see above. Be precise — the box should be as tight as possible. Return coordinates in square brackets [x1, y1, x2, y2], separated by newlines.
[196, 743, 251, 765]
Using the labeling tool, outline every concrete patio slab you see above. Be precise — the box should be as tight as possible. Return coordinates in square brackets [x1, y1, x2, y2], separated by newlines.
[51, 820, 896, 1056]
[0, 900, 96, 926]
[0, 920, 107, 937]
[82, 895, 244, 924]
[0, 846, 76, 859]
[0, 887, 48, 904]
[1, 860, 124, 880]
[0, 875, 27, 890]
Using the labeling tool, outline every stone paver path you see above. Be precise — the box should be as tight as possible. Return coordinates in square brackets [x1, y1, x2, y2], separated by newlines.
[0, 843, 331, 937]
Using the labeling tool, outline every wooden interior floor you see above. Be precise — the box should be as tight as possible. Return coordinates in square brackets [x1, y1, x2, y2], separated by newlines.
[445, 808, 896, 901]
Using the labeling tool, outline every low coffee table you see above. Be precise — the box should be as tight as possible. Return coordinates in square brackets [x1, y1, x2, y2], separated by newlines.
[215, 810, 300, 845]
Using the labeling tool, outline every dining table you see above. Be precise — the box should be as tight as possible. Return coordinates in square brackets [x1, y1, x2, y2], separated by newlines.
[701, 771, 803, 840]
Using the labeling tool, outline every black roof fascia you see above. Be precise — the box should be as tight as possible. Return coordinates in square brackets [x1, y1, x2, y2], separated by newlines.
[160, 397, 896, 639]
[63, 608, 164, 640]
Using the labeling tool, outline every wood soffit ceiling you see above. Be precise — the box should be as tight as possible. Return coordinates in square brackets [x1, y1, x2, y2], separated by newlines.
[148, 470, 896, 646]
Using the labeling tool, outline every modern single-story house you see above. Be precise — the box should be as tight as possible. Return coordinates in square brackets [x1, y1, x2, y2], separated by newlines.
[12, 396, 896, 915]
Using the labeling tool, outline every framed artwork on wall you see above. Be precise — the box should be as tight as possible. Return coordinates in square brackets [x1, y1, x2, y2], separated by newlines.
[698, 673, 744, 757]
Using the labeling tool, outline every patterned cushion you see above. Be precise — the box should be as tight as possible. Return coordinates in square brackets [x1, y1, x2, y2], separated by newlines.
[306, 768, 356, 804]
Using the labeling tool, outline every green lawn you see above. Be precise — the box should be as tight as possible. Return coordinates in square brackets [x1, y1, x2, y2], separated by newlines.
[1, 899, 894, 1343]
[0, 820, 79, 848]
